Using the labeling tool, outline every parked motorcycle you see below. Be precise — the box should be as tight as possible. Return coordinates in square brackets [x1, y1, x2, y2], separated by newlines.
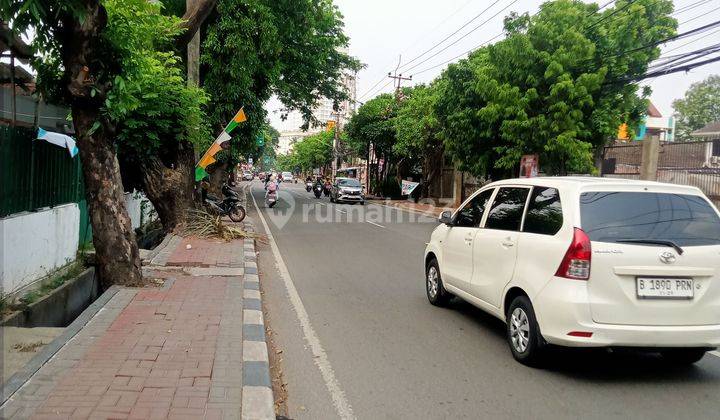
[313, 183, 323, 199]
[306, 181, 313, 192]
[203, 183, 246, 222]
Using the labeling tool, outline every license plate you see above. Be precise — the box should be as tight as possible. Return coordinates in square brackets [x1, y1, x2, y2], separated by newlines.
[636, 277, 694, 299]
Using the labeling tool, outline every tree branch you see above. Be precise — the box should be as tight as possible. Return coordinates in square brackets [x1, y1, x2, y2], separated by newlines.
[175, 0, 217, 49]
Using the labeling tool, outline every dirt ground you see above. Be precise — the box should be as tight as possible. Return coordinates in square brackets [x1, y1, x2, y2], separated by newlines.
[2, 326, 64, 382]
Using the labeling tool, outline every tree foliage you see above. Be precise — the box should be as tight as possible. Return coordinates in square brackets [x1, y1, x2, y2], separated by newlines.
[103, 0, 210, 158]
[276, 130, 333, 173]
[436, 0, 675, 177]
[345, 93, 398, 161]
[201, 0, 361, 161]
[672, 75, 720, 141]
[394, 83, 442, 165]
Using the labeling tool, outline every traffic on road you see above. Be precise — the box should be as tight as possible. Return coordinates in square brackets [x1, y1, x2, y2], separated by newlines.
[245, 176, 720, 419]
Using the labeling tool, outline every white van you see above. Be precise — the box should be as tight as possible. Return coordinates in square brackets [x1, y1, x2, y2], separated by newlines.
[424, 177, 720, 366]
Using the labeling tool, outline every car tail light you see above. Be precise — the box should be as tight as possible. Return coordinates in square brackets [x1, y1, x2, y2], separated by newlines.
[555, 228, 591, 280]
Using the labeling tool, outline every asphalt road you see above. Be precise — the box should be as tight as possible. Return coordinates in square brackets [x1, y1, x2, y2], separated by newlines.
[247, 180, 720, 420]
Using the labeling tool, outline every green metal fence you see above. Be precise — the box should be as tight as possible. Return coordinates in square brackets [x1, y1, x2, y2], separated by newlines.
[0, 125, 85, 217]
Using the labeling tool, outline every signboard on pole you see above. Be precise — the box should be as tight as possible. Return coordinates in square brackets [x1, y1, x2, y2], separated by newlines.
[401, 180, 420, 196]
[519, 154, 539, 178]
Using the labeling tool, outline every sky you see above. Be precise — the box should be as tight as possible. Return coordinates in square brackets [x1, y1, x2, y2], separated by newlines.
[268, 0, 720, 130]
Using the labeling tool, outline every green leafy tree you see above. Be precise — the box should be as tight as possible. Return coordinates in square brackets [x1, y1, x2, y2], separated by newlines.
[437, 0, 675, 177]
[2, 0, 148, 286]
[345, 94, 399, 192]
[673, 75, 720, 141]
[280, 130, 333, 173]
[2, 0, 218, 286]
[394, 83, 445, 197]
[201, 0, 361, 169]
[105, 0, 210, 232]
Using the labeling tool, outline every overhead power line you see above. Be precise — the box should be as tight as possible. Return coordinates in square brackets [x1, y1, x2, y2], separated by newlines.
[608, 18, 720, 58]
[357, 0, 493, 100]
[673, 0, 712, 15]
[660, 26, 720, 55]
[403, 0, 519, 73]
[412, 33, 504, 76]
[410, 0, 629, 77]
[649, 43, 720, 70]
[678, 4, 720, 26]
[628, 53, 720, 81]
[398, 0, 504, 72]
[586, 0, 639, 30]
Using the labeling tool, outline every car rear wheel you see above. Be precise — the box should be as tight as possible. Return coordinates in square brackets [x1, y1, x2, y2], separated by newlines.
[507, 296, 545, 367]
[425, 259, 451, 307]
[659, 348, 707, 365]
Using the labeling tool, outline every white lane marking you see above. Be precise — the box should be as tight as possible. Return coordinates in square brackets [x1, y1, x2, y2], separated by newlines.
[336, 208, 347, 214]
[251, 191, 355, 420]
[366, 220, 385, 228]
[710, 351, 720, 358]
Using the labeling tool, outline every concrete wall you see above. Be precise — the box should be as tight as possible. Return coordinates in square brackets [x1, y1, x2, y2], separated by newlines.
[124, 192, 156, 230]
[0, 204, 79, 295]
[0, 193, 155, 296]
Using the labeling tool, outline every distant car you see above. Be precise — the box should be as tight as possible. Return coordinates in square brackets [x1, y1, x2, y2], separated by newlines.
[242, 171, 254, 181]
[281, 171, 294, 182]
[424, 177, 720, 366]
[330, 177, 365, 204]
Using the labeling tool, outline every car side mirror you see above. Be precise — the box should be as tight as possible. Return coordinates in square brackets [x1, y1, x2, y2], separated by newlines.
[438, 211, 453, 225]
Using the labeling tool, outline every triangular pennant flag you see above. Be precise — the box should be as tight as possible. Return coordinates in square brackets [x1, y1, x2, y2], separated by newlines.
[198, 153, 217, 169]
[195, 166, 209, 181]
[215, 130, 231, 145]
[224, 107, 247, 134]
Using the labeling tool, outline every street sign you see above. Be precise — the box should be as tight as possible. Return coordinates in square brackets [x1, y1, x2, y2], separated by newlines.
[326, 120, 336, 132]
[401, 180, 420, 196]
[519, 154, 539, 178]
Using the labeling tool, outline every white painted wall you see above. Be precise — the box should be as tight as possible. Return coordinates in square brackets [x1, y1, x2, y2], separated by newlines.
[124, 192, 156, 230]
[0, 193, 156, 296]
[0, 204, 80, 296]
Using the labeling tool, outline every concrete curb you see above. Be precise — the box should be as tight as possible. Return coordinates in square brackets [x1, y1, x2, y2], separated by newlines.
[149, 234, 182, 266]
[240, 219, 275, 420]
[1, 285, 121, 406]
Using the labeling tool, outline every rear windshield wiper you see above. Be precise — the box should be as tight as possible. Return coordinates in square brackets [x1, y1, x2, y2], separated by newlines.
[615, 239, 684, 255]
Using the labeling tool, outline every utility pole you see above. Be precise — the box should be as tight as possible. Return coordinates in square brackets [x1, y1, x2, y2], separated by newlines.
[330, 107, 343, 178]
[387, 55, 412, 100]
[186, 0, 200, 87]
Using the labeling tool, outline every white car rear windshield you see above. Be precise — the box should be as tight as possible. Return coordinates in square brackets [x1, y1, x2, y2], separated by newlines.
[580, 192, 720, 247]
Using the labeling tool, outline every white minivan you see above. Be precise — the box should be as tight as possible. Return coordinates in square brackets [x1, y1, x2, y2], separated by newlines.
[424, 177, 720, 366]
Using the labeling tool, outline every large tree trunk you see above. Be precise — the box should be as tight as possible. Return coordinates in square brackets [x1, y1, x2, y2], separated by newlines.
[60, 1, 142, 287]
[421, 146, 443, 199]
[139, 140, 196, 232]
[73, 111, 142, 287]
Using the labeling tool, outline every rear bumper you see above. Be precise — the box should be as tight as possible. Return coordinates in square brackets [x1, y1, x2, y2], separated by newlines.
[534, 279, 720, 348]
[338, 195, 364, 201]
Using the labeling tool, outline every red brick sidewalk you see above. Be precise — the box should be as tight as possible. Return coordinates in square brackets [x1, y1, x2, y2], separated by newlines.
[34, 276, 226, 419]
[1, 232, 272, 420]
